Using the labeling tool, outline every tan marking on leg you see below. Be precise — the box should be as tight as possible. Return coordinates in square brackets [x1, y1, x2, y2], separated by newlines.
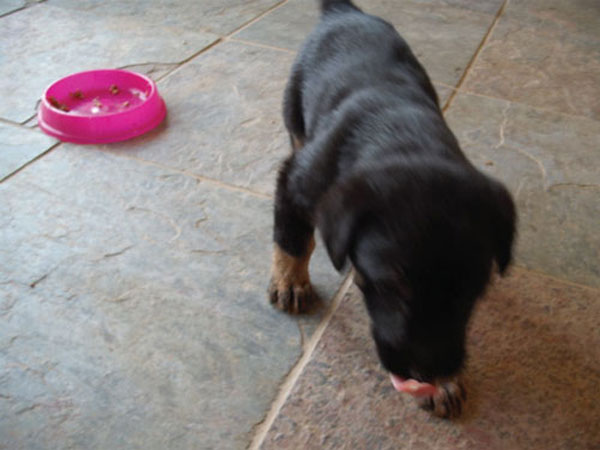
[291, 135, 304, 152]
[269, 237, 315, 314]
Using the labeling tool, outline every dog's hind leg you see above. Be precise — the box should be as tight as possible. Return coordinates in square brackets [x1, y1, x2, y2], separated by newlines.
[269, 156, 315, 314]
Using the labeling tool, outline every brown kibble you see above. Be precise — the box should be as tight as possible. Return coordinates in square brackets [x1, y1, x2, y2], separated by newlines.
[93, 97, 102, 107]
[48, 96, 61, 108]
[70, 90, 84, 100]
[109, 84, 120, 95]
[121, 101, 130, 108]
[48, 96, 70, 112]
[485, 161, 494, 166]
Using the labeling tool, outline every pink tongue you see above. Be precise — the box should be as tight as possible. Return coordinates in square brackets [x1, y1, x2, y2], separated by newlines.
[390, 374, 439, 397]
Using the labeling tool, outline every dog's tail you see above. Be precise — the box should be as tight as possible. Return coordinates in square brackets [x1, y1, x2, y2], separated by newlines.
[320, 0, 356, 13]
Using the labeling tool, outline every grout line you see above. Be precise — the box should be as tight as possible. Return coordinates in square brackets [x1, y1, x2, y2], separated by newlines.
[441, 93, 453, 112]
[227, 0, 289, 38]
[112, 153, 273, 200]
[227, 37, 297, 55]
[154, 37, 224, 83]
[158, 0, 290, 85]
[443, 0, 510, 112]
[0, 142, 61, 183]
[248, 272, 354, 450]
[0, 0, 47, 18]
[0, 117, 36, 128]
[454, 88, 600, 123]
[116, 61, 180, 80]
[0, 6, 26, 19]
[512, 265, 600, 293]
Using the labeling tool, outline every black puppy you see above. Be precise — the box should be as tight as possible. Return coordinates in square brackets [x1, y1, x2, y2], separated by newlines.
[269, 0, 516, 418]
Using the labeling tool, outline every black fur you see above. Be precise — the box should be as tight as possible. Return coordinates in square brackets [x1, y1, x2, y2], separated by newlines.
[273, 0, 516, 382]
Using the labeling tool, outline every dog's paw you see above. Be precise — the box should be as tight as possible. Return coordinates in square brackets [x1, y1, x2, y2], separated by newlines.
[268, 278, 313, 314]
[417, 378, 466, 419]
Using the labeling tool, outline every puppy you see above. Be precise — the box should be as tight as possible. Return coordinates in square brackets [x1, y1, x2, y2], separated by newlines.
[269, 0, 516, 418]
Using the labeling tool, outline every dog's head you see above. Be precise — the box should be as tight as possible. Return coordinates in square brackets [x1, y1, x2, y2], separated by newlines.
[317, 159, 516, 381]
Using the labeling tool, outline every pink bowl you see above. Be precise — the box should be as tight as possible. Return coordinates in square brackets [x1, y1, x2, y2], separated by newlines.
[38, 69, 166, 144]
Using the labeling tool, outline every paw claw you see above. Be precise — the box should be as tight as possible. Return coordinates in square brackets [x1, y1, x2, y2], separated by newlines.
[268, 279, 313, 314]
[417, 378, 466, 419]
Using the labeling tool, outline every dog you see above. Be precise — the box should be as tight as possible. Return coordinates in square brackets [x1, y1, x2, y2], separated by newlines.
[268, 0, 516, 418]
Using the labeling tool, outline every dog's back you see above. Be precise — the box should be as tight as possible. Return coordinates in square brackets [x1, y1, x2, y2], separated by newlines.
[284, 0, 471, 210]
[298, 1, 439, 134]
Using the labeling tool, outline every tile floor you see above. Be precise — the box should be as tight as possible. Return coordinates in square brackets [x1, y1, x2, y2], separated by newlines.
[1, 1, 599, 449]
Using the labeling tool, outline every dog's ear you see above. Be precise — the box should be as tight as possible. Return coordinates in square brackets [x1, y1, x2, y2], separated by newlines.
[488, 180, 516, 275]
[316, 180, 370, 271]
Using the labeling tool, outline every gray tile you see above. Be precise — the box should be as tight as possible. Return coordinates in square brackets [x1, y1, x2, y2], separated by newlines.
[117, 63, 180, 83]
[412, 0, 503, 14]
[0, 148, 342, 449]
[50, 0, 283, 35]
[435, 84, 455, 108]
[445, 93, 600, 287]
[505, 0, 600, 37]
[234, 0, 319, 52]
[0, 4, 219, 123]
[101, 51, 453, 198]
[236, 0, 497, 85]
[263, 271, 600, 449]
[463, 16, 600, 120]
[0, 0, 25, 16]
[101, 41, 295, 197]
[0, 123, 56, 181]
[0, 0, 43, 16]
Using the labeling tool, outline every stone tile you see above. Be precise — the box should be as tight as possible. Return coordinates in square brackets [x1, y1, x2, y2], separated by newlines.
[463, 16, 600, 120]
[50, 0, 283, 35]
[0, 123, 56, 182]
[504, 0, 600, 37]
[0, 4, 219, 123]
[117, 63, 181, 83]
[435, 84, 454, 108]
[234, 0, 319, 52]
[236, 0, 497, 85]
[0, 0, 25, 16]
[445, 93, 600, 287]
[0, 0, 42, 16]
[413, 0, 503, 15]
[99, 46, 453, 199]
[100, 41, 294, 197]
[0, 148, 342, 449]
[263, 270, 600, 449]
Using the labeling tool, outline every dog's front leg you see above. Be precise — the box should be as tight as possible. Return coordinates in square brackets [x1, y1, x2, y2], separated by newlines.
[269, 156, 315, 314]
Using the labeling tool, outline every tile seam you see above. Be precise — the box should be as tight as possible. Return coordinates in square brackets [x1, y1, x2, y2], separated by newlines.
[227, 37, 297, 54]
[512, 266, 600, 293]
[0, 142, 61, 183]
[247, 272, 354, 450]
[443, 0, 510, 112]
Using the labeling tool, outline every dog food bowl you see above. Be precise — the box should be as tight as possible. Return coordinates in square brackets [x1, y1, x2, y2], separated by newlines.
[38, 69, 166, 144]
